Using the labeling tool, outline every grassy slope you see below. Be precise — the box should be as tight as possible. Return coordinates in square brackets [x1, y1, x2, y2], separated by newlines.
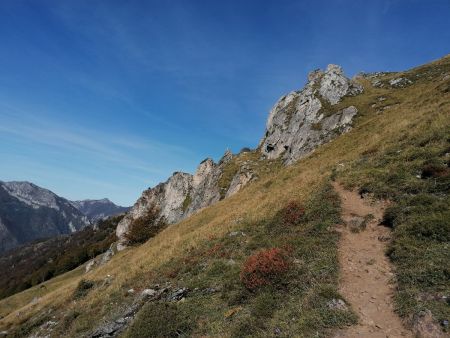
[0, 215, 121, 301]
[0, 55, 448, 337]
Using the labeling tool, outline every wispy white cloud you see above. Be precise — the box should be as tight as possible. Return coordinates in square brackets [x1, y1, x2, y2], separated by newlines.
[0, 101, 194, 176]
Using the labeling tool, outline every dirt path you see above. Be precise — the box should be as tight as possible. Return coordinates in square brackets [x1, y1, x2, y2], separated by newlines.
[332, 182, 412, 338]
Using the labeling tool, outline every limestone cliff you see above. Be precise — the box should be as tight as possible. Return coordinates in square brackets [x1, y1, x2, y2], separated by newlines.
[116, 151, 240, 249]
[259, 64, 362, 164]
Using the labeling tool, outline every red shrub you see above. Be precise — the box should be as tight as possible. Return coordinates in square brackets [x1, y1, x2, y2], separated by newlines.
[240, 248, 291, 290]
[280, 201, 305, 226]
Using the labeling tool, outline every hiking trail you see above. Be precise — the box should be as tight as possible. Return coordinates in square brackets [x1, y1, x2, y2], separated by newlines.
[333, 182, 412, 338]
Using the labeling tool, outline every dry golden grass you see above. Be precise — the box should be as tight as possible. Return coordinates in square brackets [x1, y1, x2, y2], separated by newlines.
[1, 54, 448, 336]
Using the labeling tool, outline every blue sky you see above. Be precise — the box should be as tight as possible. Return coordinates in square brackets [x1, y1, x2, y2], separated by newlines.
[0, 0, 449, 206]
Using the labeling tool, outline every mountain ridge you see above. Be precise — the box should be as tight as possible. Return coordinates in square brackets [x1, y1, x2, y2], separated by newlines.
[0, 181, 128, 253]
[70, 198, 129, 223]
[0, 181, 90, 253]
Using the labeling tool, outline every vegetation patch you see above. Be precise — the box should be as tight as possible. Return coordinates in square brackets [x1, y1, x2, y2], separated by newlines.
[182, 193, 192, 212]
[311, 121, 323, 130]
[218, 158, 241, 199]
[0, 214, 122, 300]
[124, 205, 167, 245]
[278, 200, 305, 226]
[124, 302, 194, 338]
[240, 248, 291, 290]
[73, 279, 95, 299]
[122, 183, 356, 337]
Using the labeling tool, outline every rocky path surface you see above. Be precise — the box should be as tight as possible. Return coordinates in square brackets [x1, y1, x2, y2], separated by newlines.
[333, 182, 412, 338]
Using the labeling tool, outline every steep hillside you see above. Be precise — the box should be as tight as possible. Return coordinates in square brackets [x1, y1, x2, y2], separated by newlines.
[70, 199, 129, 223]
[0, 181, 91, 253]
[0, 55, 448, 337]
[0, 215, 122, 301]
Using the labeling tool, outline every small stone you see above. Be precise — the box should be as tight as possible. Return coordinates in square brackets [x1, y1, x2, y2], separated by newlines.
[141, 289, 157, 297]
[127, 288, 135, 294]
[115, 318, 126, 324]
[327, 298, 348, 311]
[168, 287, 189, 301]
[203, 287, 218, 294]
[389, 77, 412, 87]
[229, 231, 246, 237]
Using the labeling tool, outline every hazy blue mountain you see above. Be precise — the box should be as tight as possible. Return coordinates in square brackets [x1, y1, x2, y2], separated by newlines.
[70, 198, 129, 223]
[0, 181, 91, 253]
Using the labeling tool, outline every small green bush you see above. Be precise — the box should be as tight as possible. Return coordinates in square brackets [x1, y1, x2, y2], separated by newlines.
[124, 302, 193, 338]
[240, 147, 252, 153]
[311, 122, 322, 130]
[73, 279, 95, 299]
[381, 205, 402, 228]
[182, 194, 192, 212]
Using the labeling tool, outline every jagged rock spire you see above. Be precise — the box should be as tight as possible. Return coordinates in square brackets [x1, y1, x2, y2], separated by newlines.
[260, 64, 363, 164]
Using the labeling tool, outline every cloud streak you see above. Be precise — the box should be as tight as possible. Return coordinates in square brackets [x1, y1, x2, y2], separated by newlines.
[0, 101, 196, 177]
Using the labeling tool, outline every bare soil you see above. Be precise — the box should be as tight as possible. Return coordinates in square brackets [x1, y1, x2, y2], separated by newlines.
[333, 182, 412, 338]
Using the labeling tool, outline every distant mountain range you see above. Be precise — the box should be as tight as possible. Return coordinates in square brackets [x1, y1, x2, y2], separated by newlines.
[0, 181, 129, 253]
[70, 199, 129, 223]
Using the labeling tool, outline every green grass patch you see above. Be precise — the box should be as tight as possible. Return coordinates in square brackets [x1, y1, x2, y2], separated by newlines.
[182, 194, 192, 212]
[123, 183, 356, 337]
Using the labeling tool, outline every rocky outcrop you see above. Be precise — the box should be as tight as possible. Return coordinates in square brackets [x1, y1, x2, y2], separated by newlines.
[259, 64, 363, 164]
[116, 150, 249, 250]
[85, 243, 117, 273]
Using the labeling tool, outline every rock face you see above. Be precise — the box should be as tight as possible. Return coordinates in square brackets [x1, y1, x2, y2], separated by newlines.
[116, 64, 363, 250]
[70, 199, 129, 223]
[259, 64, 363, 164]
[0, 181, 91, 253]
[116, 151, 242, 250]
